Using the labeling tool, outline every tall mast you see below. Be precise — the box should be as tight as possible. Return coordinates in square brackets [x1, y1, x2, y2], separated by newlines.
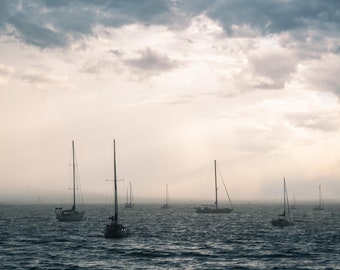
[214, 160, 218, 209]
[319, 185, 321, 208]
[283, 178, 286, 216]
[285, 178, 291, 218]
[113, 140, 118, 224]
[165, 184, 168, 205]
[130, 181, 132, 204]
[72, 140, 76, 211]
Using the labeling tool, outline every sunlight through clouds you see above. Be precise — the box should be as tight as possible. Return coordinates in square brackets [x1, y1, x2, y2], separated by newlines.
[0, 0, 340, 202]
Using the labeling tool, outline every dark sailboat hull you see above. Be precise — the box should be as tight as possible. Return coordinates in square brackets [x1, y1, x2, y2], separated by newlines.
[104, 223, 128, 238]
[55, 208, 85, 222]
[161, 204, 170, 209]
[196, 207, 233, 214]
[271, 217, 293, 227]
[56, 142, 85, 222]
[124, 203, 134, 209]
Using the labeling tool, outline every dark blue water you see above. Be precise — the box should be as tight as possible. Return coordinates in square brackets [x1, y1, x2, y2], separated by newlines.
[0, 203, 339, 269]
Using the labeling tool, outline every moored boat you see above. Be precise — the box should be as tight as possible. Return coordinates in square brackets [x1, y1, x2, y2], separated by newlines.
[196, 160, 233, 214]
[55, 141, 85, 222]
[104, 140, 129, 238]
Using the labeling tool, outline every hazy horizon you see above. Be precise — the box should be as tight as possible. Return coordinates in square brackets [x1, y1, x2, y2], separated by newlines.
[1, 1, 340, 203]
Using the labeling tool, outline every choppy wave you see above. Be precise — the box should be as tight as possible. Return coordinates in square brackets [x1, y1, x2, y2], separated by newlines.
[0, 204, 339, 269]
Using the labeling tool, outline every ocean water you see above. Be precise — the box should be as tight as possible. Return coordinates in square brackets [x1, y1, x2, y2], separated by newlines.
[0, 203, 339, 269]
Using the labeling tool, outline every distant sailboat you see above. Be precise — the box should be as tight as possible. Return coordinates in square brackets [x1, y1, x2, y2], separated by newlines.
[161, 184, 170, 209]
[124, 181, 134, 209]
[55, 141, 85, 222]
[291, 193, 296, 209]
[104, 140, 129, 238]
[313, 185, 324, 211]
[271, 178, 293, 227]
[196, 160, 233, 214]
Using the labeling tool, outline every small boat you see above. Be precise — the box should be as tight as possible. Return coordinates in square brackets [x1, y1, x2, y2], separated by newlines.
[104, 140, 129, 238]
[196, 160, 233, 214]
[313, 185, 324, 211]
[55, 141, 85, 222]
[124, 181, 134, 209]
[161, 184, 170, 209]
[271, 178, 293, 227]
[291, 193, 296, 209]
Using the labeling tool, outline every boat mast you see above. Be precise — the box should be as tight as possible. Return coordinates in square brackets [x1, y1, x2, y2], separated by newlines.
[72, 140, 76, 212]
[214, 160, 218, 209]
[130, 181, 132, 204]
[166, 184, 169, 206]
[285, 178, 291, 219]
[283, 178, 286, 217]
[113, 140, 118, 224]
[319, 185, 322, 208]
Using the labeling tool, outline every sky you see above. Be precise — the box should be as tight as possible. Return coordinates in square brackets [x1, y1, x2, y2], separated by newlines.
[0, 0, 340, 204]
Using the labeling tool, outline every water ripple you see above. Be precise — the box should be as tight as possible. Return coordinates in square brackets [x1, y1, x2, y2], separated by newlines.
[0, 204, 339, 269]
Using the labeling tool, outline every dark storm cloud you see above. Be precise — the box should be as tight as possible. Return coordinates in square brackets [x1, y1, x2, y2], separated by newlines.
[8, 14, 67, 48]
[1, 0, 339, 49]
[183, 0, 340, 37]
[0, 1, 11, 28]
[0, 0, 174, 48]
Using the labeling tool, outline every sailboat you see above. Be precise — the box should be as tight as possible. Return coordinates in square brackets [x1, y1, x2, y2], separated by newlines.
[271, 178, 293, 227]
[313, 185, 324, 210]
[104, 140, 129, 238]
[161, 184, 170, 209]
[124, 181, 134, 209]
[55, 141, 85, 222]
[291, 193, 296, 209]
[196, 160, 233, 214]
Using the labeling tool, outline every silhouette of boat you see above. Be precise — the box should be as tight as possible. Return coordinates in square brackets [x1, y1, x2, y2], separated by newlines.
[55, 141, 85, 222]
[124, 181, 134, 209]
[196, 160, 233, 214]
[271, 178, 293, 227]
[161, 184, 170, 209]
[291, 193, 296, 209]
[104, 140, 129, 238]
[313, 185, 324, 211]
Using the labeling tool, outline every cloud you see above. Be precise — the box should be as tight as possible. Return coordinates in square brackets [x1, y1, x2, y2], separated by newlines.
[8, 13, 67, 48]
[302, 54, 340, 97]
[20, 70, 70, 89]
[124, 47, 179, 75]
[141, 94, 196, 107]
[0, 1, 11, 28]
[287, 111, 340, 132]
[246, 46, 298, 90]
[1, 0, 339, 51]
[0, 63, 15, 85]
[80, 58, 118, 75]
[108, 49, 124, 57]
[202, 0, 340, 37]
